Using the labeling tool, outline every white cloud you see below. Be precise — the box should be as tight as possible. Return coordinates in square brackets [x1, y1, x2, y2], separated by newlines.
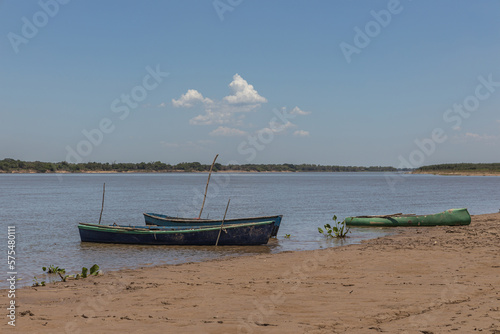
[293, 130, 310, 137]
[169, 77, 309, 141]
[172, 74, 266, 127]
[290, 106, 311, 116]
[189, 108, 235, 126]
[269, 120, 296, 133]
[279, 121, 296, 131]
[172, 89, 213, 108]
[257, 121, 297, 137]
[223, 74, 267, 105]
[465, 132, 498, 141]
[451, 132, 499, 144]
[465, 132, 480, 139]
[209, 126, 247, 137]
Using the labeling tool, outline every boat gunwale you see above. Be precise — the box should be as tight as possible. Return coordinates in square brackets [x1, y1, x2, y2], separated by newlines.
[143, 213, 282, 223]
[78, 220, 275, 234]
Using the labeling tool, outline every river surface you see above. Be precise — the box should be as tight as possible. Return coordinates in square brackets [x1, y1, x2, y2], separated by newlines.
[1, 172, 499, 287]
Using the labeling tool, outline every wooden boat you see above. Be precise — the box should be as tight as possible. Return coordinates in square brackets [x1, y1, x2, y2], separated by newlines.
[78, 221, 275, 245]
[345, 208, 471, 227]
[144, 213, 282, 237]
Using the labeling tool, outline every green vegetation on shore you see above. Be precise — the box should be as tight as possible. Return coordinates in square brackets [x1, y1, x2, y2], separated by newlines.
[0, 158, 397, 173]
[415, 163, 500, 174]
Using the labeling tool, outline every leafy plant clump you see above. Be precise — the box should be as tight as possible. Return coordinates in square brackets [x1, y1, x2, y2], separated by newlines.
[42, 265, 65, 274]
[43, 265, 67, 281]
[318, 215, 351, 238]
[36, 264, 101, 285]
[32, 277, 45, 287]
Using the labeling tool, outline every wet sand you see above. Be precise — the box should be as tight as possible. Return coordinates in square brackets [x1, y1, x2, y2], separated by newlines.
[4, 213, 500, 333]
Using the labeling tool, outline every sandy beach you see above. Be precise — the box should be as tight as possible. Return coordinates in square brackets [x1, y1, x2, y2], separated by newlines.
[4, 213, 500, 333]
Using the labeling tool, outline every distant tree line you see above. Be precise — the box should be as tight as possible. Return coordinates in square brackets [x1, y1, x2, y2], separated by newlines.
[221, 164, 397, 172]
[416, 163, 500, 173]
[0, 158, 399, 173]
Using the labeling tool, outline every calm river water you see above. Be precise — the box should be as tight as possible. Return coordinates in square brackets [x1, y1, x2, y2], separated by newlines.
[1, 172, 498, 287]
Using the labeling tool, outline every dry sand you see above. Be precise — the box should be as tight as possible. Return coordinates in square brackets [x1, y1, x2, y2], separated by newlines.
[3, 213, 500, 333]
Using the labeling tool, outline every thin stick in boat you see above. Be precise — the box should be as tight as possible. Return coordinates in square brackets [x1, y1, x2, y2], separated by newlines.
[215, 198, 230, 246]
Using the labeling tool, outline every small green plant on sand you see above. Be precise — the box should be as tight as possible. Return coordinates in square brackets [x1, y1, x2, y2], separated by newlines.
[284, 234, 291, 239]
[86, 264, 101, 277]
[43, 265, 67, 281]
[41, 264, 100, 283]
[318, 215, 351, 238]
[42, 265, 65, 274]
[32, 277, 45, 287]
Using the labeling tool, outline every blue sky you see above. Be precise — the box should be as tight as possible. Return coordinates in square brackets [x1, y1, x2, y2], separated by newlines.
[1, 0, 499, 167]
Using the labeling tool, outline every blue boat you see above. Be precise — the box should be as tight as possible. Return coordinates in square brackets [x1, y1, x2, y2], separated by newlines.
[78, 221, 275, 246]
[143, 213, 282, 237]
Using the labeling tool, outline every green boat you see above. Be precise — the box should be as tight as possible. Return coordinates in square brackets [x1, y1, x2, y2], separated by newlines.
[345, 208, 471, 227]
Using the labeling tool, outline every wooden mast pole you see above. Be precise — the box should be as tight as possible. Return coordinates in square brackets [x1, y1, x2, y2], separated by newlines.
[98, 183, 105, 224]
[198, 154, 218, 219]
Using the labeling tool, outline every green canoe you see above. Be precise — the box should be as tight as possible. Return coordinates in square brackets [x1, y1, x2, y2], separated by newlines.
[345, 208, 471, 227]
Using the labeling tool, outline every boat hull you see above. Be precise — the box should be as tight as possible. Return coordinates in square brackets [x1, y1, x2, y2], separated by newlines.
[345, 208, 471, 227]
[78, 221, 274, 245]
[144, 213, 282, 237]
